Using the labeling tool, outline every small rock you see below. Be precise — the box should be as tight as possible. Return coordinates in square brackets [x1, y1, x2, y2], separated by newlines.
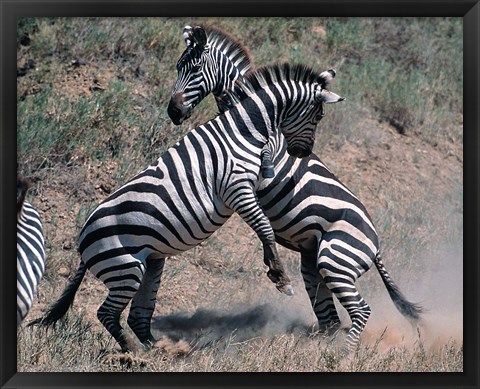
[58, 267, 69, 277]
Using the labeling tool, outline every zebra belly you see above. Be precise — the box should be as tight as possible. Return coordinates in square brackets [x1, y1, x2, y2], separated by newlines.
[79, 178, 233, 273]
[80, 209, 230, 269]
[268, 212, 324, 251]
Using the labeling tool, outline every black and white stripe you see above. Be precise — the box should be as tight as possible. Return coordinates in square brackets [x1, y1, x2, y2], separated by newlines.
[31, 64, 343, 352]
[17, 176, 46, 326]
[167, 25, 422, 352]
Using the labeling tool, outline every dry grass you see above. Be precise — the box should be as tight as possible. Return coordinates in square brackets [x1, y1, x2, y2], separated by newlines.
[18, 300, 463, 372]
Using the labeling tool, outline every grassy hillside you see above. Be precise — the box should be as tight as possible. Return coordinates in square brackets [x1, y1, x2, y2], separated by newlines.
[17, 17, 463, 372]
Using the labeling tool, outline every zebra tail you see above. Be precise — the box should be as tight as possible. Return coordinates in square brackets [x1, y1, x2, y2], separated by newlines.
[373, 254, 423, 322]
[29, 260, 87, 327]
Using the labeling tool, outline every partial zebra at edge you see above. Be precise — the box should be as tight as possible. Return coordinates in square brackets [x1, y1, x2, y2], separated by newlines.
[17, 174, 46, 327]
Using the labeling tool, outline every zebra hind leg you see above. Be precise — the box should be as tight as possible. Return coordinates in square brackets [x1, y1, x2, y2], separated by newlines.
[96, 260, 145, 353]
[127, 258, 165, 349]
[318, 261, 371, 353]
[301, 252, 341, 335]
[342, 298, 371, 352]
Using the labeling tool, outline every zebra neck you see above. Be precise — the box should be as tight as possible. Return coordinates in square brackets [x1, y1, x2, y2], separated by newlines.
[210, 47, 250, 98]
[212, 109, 269, 158]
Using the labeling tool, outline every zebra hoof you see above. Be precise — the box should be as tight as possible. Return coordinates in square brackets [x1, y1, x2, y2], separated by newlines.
[277, 283, 294, 296]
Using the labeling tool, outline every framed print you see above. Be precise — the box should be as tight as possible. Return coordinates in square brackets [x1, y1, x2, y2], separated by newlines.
[2, 1, 478, 388]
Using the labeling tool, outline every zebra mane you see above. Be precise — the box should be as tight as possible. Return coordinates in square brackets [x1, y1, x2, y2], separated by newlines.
[203, 25, 253, 75]
[221, 63, 321, 106]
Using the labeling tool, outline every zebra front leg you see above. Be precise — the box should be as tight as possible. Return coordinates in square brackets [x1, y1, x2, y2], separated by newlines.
[127, 258, 165, 349]
[227, 189, 293, 295]
[260, 146, 275, 179]
[263, 238, 294, 295]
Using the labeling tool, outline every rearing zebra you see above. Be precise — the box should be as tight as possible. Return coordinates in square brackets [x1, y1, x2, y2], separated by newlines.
[167, 25, 423, 351]
[17, 175, 46, 326]
[31, 64, 344, 352]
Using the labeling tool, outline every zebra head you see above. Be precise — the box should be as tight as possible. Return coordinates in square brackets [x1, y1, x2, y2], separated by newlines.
[230, 64, 344, 159]
[168, 25, 252, 125]
[168, 26, 216, 125]
[281, 68, 344, 158]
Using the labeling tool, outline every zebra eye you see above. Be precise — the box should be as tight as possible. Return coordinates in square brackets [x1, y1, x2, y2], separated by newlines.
[192, 63, 202, 72]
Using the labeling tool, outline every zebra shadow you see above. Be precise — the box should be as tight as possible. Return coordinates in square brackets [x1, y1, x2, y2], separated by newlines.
[151, 303, 312, 349]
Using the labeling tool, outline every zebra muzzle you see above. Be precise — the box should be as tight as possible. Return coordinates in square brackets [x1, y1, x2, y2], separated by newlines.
[167, 94, 193, 125]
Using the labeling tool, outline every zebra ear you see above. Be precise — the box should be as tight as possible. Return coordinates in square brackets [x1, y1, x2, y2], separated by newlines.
[317, 68, 336, 89]
[318, 89, 345, 104]
[192, 26, 208, 48]
[183, 25, 194, 47]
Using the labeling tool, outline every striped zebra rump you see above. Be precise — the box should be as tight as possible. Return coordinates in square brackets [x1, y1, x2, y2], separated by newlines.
[17, 181, 46, 326]
[79, 134, 235, 271]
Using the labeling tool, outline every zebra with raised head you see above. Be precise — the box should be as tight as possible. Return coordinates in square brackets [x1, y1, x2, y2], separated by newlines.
[17, 175, 46, 327]
[168, 25, 253, 125]
[31, 64, 344, 352]
[168, 25, 423, 352]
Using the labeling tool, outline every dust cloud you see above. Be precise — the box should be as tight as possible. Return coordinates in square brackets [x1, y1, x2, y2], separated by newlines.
[151, 240, 462, 354]
[151, 242, 462, 353]
[362, 241, 463, 352]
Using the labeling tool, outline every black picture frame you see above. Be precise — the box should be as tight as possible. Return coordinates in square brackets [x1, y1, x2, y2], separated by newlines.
[2, 1, 478, 388]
